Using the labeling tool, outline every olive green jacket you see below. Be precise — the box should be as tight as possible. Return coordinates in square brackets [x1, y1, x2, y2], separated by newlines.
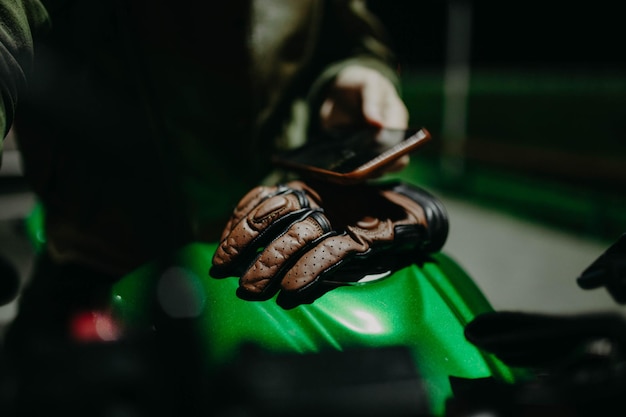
[1, 0, 401, 275]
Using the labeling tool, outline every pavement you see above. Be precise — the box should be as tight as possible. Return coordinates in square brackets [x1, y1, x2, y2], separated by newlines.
[439, 192, 622, 315]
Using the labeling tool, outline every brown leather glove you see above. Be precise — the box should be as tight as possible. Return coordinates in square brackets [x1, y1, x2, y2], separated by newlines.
[210, 180, 448, 306]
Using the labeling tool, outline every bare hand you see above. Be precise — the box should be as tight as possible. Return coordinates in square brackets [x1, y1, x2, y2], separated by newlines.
[319, 65, 409, 130]
[319, 65, 410, 172]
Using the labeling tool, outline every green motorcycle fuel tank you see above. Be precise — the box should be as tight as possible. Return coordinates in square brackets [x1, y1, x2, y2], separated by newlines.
[110, 241, 522, 415]
[23, 196, 524, 415]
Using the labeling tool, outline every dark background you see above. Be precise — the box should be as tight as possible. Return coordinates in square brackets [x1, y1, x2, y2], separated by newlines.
[369, 2, 626, 70]
[368, 1, 626, 241]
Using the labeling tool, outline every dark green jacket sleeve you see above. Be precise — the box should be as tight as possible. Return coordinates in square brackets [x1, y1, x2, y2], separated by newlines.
[0, 0, 49, 164]
[304, 0, 402, 132]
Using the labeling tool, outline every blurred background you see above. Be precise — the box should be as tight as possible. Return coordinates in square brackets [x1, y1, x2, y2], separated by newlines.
[1, 1, 625, 331]
[370, 0, 626, 313]
[369, 0, 626, 241]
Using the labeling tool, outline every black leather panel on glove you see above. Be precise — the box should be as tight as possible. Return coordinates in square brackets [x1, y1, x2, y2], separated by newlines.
[210, 180, 448, 306]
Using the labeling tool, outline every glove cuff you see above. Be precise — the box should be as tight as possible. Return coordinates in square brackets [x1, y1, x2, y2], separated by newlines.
[390, 182, 449, 253]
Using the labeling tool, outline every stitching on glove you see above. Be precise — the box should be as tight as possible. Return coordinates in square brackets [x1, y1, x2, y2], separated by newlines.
[212, 208, 314, 278]
[238, 231, 339, 300]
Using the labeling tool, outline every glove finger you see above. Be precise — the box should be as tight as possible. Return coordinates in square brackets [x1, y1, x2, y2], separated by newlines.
[218, 180, 321, 242]
[279, 231, 373, 293]
[217, 184, 281, 243]
[238, 211, 332, 299]
[280, 206, 425, 295]
[211, 187, 318, 277]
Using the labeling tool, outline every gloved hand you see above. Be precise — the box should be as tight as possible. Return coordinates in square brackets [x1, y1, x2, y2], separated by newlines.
[210, 180, 448, 306]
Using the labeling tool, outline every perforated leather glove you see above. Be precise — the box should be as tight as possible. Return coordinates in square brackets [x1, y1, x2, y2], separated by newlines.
[210, 180, 448, 305]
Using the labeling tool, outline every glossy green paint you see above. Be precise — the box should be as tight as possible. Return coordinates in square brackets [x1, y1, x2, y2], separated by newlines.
[112, 242, 519, 415]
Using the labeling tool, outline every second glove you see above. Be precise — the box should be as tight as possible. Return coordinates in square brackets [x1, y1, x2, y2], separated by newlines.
[210, 180, 448, 305]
